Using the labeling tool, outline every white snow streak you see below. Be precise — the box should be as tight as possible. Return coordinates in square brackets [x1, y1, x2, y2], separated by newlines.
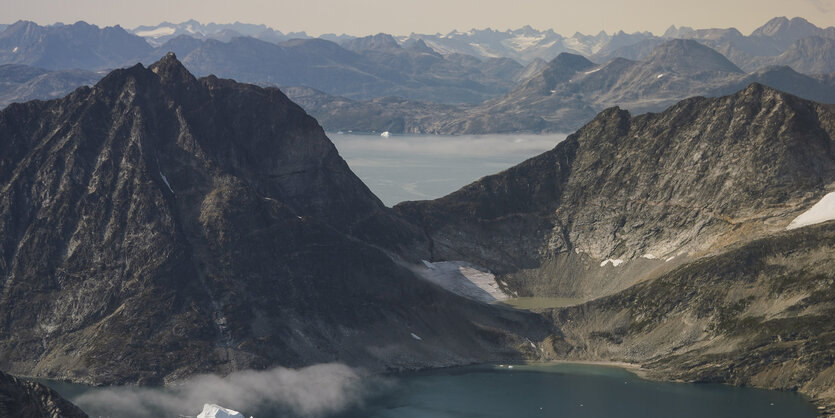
[160, 172, 174, 193]
[600, 259, 625, 267]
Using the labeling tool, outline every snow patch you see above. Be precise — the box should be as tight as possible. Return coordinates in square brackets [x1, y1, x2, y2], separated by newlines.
[656, 74, 665, 79]
[666, 256, 676, 262]
[196, 403, 246, 418]
[380, 131, 391, 137]
[508, 34, 545, 50]
[641, 254, 658, 260]
[135, 26, 176, 38]
[468, 42, 501, 58]
[584, 67, 602, 75]
[410, 332, 422, 341]
[12, 46, 18, 53]
[786, 192, 835, 230]
[600, 259, 624, 267]
[160, 172, 174, 193]
[415, 261, 509, 303]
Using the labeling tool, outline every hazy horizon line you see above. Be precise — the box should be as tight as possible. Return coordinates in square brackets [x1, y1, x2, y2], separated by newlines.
[1, 15, 830, 39]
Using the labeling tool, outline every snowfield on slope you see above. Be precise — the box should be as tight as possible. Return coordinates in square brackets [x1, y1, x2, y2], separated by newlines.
[786, 192, 835, 230]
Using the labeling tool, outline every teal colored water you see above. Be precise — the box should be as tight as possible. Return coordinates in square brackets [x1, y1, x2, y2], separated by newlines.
[44, 363, 818, 418]
[333, 364, 817, 418]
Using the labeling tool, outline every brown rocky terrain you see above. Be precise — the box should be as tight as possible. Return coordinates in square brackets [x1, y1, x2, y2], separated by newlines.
[396, 84, 835, 412]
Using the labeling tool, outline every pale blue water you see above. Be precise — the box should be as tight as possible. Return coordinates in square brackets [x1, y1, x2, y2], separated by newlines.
[44, 363, 817, 418]
[329, 133, 567, 206]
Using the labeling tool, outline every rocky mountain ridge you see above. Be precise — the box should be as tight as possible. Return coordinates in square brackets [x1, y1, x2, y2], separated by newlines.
[396, 83, 835, 299]
[394, 82, 835, 412]
[0, 53, 546, 385]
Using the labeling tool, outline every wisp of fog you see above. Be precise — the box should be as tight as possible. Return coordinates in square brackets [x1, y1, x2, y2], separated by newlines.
[72, 363, 377, 418]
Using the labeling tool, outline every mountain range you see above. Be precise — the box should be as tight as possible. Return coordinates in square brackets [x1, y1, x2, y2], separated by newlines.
[0, 64, 100, 108]
[290, 39, 835, 134]
[4, 18, 835, 135]
[0, 52, 833, 415]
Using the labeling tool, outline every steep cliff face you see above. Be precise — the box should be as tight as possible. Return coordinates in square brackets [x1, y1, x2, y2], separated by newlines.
[396, 83, 835, 299]
[0, 371, 88, 418]
[0, 53, 546, 385]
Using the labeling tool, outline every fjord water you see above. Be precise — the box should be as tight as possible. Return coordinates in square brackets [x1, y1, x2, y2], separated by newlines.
[329, 133, 568, 206]
[334, 364, 817, 418]
[44, 363, 817, 417]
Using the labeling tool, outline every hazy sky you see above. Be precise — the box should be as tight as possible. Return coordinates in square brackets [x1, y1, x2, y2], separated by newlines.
[4, 0, 835, 36]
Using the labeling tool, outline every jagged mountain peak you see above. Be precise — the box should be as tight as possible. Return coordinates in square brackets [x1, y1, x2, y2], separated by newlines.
[148, 51, 197, 86]
[341, 33, 400, 51]
[751, 16, 818, 37]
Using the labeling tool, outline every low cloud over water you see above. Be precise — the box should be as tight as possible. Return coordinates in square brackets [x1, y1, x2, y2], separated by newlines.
[73, 363, 377, 418]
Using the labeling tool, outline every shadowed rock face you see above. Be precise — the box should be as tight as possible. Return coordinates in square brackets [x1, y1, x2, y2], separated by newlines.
[0, 371, 88, 418]
[0, 53, 547, 385]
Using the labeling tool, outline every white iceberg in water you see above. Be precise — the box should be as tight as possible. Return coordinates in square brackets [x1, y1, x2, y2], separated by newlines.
[195, 403, 249, 418]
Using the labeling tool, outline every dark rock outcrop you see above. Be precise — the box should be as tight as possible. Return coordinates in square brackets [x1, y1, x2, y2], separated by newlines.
[0, 53, 546, 385]
[0, 371, 88, 418]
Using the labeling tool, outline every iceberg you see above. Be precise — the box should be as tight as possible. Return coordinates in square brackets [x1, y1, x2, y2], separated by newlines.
[195, 403, 248, 418]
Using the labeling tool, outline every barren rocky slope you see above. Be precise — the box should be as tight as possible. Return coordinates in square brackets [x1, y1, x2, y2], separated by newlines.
[395, 83, 835, 412]
[545, 222, 834, 414]
[0, 53, 547, 385]
[397, 83, 835, 299]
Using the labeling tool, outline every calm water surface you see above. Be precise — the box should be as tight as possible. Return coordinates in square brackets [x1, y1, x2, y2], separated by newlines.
[329, 133, 567, 206]
[45, 363, 817, 418]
